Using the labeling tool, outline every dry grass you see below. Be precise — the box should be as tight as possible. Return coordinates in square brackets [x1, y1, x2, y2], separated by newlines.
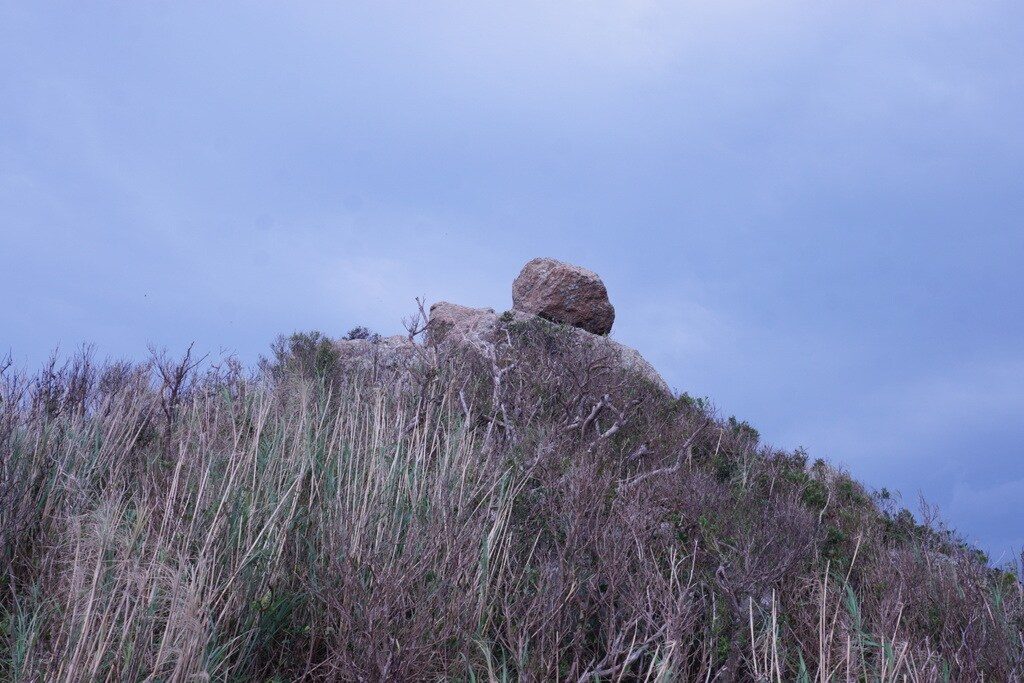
[0, 334, 1020, 681]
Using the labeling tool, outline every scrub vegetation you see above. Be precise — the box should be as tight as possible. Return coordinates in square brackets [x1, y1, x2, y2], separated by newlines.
[0, 324, 1020, 681]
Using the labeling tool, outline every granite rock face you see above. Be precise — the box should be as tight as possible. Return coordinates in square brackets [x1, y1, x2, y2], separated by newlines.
[597, 334, 670, 395]
[333, 334, 418, 375]
[427, 307, 670, 395]
[426, 301, 500, 348]
[511, 257, 615, 335]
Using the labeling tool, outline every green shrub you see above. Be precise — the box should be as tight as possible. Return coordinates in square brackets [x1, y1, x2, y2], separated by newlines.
[264, 330, 341, 382]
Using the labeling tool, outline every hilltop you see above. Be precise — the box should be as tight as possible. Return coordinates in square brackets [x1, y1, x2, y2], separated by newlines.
[0, 258, 1020, 680]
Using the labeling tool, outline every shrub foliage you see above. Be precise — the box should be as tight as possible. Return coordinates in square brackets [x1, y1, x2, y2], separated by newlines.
[0, 329, 1020, 680]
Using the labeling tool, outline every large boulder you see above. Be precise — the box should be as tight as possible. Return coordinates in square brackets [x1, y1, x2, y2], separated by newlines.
[512, 257, 615, 335]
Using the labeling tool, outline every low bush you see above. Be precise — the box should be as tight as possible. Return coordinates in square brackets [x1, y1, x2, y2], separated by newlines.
[0, 332, 1019, 680]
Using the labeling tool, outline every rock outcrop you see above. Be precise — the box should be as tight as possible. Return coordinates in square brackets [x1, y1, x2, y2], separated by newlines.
[425, 260, 669, 394]
[511, 257, 615, 335]
[427, 302, 499, 348]
[333, 334, 417, 374]
[333, 259, 668, 395]
[597, 334, 670, 395]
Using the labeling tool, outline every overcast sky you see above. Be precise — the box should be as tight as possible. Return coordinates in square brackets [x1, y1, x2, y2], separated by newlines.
[2, 2, 1022, 561]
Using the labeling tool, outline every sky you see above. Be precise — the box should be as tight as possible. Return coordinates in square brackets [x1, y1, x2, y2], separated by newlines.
[2, 2, 1022, 561]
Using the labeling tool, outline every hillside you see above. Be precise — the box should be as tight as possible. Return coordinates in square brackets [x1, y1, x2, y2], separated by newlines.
[0, 259, 1021, 681]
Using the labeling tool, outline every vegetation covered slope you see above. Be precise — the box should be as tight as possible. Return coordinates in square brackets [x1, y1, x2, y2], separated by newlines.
[0, 319, 1021, 680]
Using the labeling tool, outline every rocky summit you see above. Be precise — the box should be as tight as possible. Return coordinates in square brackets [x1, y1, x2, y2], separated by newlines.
[427, 259, 668, 394]
[332, 259, 668, 394]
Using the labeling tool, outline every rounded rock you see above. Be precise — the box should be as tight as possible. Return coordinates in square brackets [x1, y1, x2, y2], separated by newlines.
[511, 257, 615, 335]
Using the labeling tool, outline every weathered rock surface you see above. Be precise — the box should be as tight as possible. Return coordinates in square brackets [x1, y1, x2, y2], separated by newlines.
[427, 301, 499, 348]
[333, 334, 417, 374]
[512, 257, 615, 335]
[598, 335, 670, 395]
[427, 304, 670, 395]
